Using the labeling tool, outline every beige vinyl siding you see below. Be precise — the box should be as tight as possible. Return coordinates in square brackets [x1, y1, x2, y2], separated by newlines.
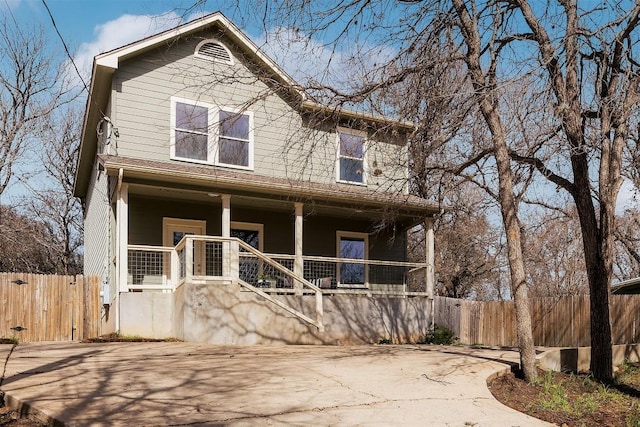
[366, 136, 408, 194]
[128, 196, 220, 246]
[83, 163, 111, 281]
[303, 215, 405, 261]
[128, 195, 294, 253]
[110, 30, 407, 192]
[127, 195, 405, 260]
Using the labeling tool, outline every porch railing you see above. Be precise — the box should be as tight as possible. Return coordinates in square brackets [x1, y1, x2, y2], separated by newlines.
[126, 236, 430, 331]
[127, 242, 429, 295]
[127, 245, 175, 292]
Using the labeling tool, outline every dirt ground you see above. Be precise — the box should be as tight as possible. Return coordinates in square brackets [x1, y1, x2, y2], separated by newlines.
[0, 405, 44, 427]
[488, 363, 640, 427]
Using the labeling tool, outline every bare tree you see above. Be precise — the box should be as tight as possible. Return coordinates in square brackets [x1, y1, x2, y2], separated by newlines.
[20, 107, 83, 275]
[0, 204, 60, 273]
[433, 188, 503, 300]
[524, 209, 588, 297]
[493, 0, 640, 382]
[399, 0, 639, 382]
[0, 17, 73, 198]
[613, 207, 640, 281]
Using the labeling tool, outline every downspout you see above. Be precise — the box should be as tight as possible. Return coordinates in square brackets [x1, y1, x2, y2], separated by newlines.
[115, 168, 123, 332]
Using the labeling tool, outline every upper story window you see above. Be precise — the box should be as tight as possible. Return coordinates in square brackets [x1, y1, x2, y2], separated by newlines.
[194, 39, 233, 64]
[219, 110, 250, 167]
[337, 128, 366, 184]
[170, 98, 253, 170]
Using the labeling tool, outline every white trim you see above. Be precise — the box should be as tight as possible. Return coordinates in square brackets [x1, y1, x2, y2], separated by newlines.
[170, 97, 215, 163]
[117, 183, 129, 294]
[169, 97, 254, 170]
[231, 221, 264, 252]
[94, 13, 299, 88]
[336, 230, 369, 288]
[162, 217, 207, 277]
[162, 217, 207, 247]
[194, 39, 234, 64]
[294, 203, 304, 295]
[215, 107, 254, 170]
[402, 142, 410, 195]
[336, 127, 367, 185]
[424, 218, 435, 300]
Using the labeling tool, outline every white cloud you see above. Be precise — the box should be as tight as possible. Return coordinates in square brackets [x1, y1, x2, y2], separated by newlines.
[255, 27, 343, 84]
[72, 13, 397, 106]
[255, 27, 397, 102]
[0, 0, 21, 11]
[74, 12, 187, 84]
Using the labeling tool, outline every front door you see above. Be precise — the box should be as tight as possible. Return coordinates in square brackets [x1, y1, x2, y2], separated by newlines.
[163, 218, 206, 276]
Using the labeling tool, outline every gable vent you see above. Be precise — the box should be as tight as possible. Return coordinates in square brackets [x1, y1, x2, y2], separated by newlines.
[195, 40, 233, 64]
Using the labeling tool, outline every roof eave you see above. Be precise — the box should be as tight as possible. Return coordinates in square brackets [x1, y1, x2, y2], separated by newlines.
[98, 156, 440, 216]
[301, 100, 415, 131]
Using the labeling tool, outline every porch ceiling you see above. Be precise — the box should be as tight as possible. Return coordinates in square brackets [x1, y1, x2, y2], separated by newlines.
[101, 154, 441, 223]
[127, 183, 422, 225]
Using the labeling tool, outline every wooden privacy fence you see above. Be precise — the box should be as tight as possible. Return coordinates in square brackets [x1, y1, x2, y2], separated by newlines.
[434, 295, 640, 347]
[0, 273, 101, 342]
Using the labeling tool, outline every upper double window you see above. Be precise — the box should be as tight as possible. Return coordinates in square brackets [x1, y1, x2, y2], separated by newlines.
[171, 98, 253, 169]
[337, 128, 366, 184]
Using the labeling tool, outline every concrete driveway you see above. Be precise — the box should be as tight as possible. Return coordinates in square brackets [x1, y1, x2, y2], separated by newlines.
[0, 342, 551, 426]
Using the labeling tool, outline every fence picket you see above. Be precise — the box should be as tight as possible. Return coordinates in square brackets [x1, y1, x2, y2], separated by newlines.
[434, 294, 640, 347]
[0, 273, 100, 342]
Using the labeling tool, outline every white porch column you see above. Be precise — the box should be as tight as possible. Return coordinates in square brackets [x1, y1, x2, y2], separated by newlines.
[425, 217, 435, 331]
[221, 194, 231, 278]
[425, 217, 435, 299]
[221, 194, 231, 238]
[294, 202, 304, 295]
[117, 183, 129, 294]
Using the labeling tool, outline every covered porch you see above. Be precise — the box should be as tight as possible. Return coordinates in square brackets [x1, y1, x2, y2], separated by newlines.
[104, 155, 439, 343]
[121, 187, 436, 296]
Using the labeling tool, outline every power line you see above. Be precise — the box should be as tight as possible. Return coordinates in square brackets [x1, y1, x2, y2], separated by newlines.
[41, 0, 90, 94]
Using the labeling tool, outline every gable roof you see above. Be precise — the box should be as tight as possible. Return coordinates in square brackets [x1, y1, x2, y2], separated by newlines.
[74, 12, 414, 198]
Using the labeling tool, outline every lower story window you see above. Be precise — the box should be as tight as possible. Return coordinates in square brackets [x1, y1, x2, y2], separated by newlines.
[337, 231, 368, 287]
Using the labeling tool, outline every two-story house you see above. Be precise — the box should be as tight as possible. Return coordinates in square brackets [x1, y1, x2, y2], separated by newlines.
[74, 12, 440, 344]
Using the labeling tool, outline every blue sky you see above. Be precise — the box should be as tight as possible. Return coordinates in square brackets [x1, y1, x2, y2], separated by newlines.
[0, 0, 360, 201]
[5, 1, 262, 76]
[1, 0, 638, 211]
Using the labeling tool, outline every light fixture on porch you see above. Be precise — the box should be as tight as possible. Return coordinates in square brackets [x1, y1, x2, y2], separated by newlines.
[207, 193, 220, 198]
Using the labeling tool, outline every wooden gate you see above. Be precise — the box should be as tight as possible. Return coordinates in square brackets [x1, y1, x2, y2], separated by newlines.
[0, 273, 101, 342]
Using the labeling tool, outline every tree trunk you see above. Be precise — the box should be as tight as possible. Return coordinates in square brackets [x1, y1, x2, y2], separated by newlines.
[573, 184, 613, 381]
[492, 118, 537, 383]
[451, 0, 537, 381]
